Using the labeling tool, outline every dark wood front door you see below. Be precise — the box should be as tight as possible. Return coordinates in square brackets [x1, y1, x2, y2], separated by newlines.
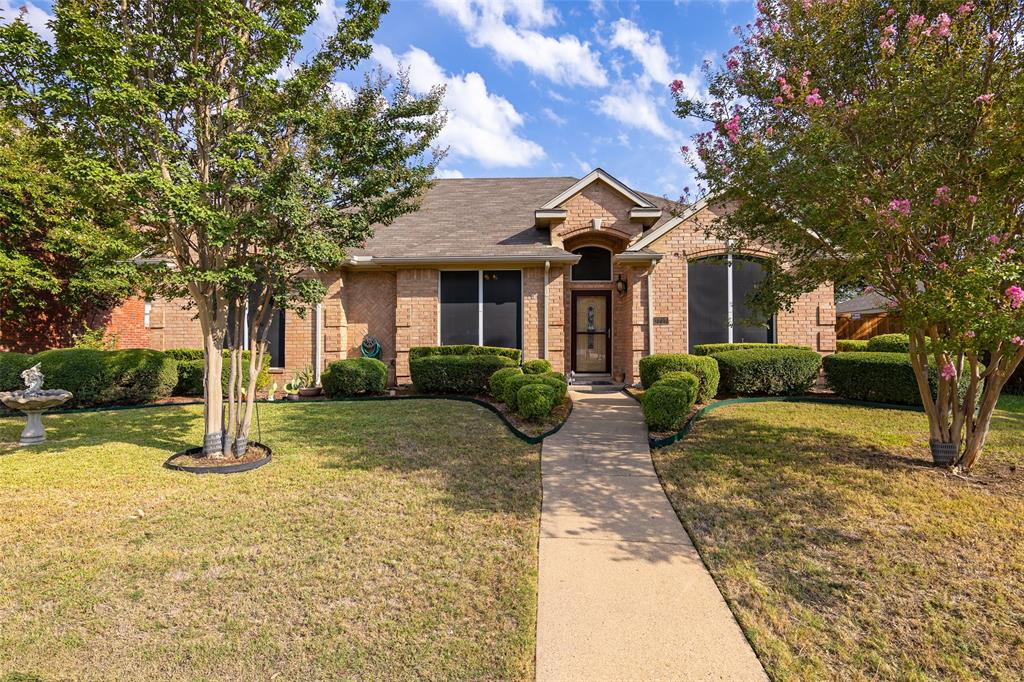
[571, 291, 611, 374]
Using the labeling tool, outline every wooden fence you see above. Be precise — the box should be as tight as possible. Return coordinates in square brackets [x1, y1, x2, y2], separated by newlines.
[836, 313, 903, 340]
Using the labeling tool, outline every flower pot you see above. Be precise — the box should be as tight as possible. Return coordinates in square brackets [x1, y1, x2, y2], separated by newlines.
[284, 393, 300, 401]
[929, 440, 958, 466]
[298, 386, 323, 398]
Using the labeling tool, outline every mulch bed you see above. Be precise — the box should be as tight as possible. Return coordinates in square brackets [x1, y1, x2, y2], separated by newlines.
[166, 441, 271, 468]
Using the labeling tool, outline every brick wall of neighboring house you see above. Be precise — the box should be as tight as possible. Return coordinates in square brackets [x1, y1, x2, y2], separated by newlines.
[394, 269, 439, 383]
[647, 203, 836, 354]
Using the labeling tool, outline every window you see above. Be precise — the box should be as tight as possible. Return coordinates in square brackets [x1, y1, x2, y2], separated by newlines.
[226, 293, 287, 369]
[439, 270, 522, 348]
[143, 300, 152, 328]
[571, 246, 612, 281]
[687, 255, 774, 351]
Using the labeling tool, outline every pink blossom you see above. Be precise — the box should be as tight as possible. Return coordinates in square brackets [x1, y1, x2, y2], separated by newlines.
[889, 198, 911, 216]
[937, 262, 949, 271]
[941, 362, 956, 381]
[886, 8, 894, 17]
[805, 89, 824, 107]
[680, 145, 690, 153]
[772, 95, 784, 105]
[975, 93, 994, 104]
[723, 114, 741, 144]
[861, 196, 872, 205]
[670, 79, 685, 93]
[880, 37, 895, 55]
[936, 234, 951, 246]
[800, 70, 810, 88]
[988, 30, 1002, 43]
[967, 194, 978, 204]
[1014, 336, 1024, 347]
[1006, 285, 1024, 309]
[777, 76, 794, 100]
[765, 127, 774, 137]
[965, 330, 976, 338]
[987, 234, 1000, 244]
[933, 186, 951, 205]
[726, 57, 740, 70]
[907, 14, 925, 30]
[957, 3, 973, 14]
[934, 13, 952, 38]
[883, 24, 896, 36]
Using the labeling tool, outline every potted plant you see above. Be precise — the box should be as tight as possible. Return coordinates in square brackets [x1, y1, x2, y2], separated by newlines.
[283, 380, 301, 401]
[293, 366, 322, 397]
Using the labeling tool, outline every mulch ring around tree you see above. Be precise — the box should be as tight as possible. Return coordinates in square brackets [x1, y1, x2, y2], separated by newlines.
[164, 441, 272, 474]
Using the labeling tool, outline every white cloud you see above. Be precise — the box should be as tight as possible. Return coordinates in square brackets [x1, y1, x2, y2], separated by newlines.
[569, 152, 592, 175]
[609, 18, 674, 86]
[427, 0, 607, 87]
[598, 87, 677, 140]
[435, 168, 465, 179]
[542, 107, 567, 126]
[373, 44, 544, 168]
[329, 81, 355, 103]
[1, 1, 53, 43]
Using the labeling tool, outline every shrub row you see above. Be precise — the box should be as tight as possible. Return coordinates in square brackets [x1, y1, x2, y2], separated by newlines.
[321, 358, 388, 397]
[168, 349, 271, 396]
[714, 348, 823, 396]
[488, 366, 567, 421]
[638, 354, 719, 403]
[408, 345, 522, 363]
[692, 342, 806, 356]
[0, 348, 178, 408]
[836, 339, 870, 352]
[823, 352, 979, 406]
[641, 371, 698, 431]
[411, 354, 516, 394]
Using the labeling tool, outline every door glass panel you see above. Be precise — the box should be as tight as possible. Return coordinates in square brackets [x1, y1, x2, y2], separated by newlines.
[575, 294, 608, 373]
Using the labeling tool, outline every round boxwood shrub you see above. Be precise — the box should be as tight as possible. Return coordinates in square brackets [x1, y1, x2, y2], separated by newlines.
[657, 370, 700, 397]
[410, 354, 515, 394]
[823, 352, 979, 406]
[516, 383, 557, 421]
[641, 378, 697, 431]
[0, 352, 34, 391]
[490, 366, 523, 403]
[713, 348, 822, 396]
[638, 353, 720, 403]
[866, 333, 912, 353]
[522, 358, 552, 375]
[322, 357, 388, 397]
[504, 371, 567, 411]
[692, 342, 806, 356]
[836, 339, 870, 352]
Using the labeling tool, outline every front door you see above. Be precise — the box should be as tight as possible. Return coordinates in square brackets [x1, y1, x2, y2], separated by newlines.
[572, 291, 611, 373]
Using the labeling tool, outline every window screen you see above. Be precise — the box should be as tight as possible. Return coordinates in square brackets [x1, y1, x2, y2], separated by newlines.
[440, 271, 479, 345]
[482, 270, 521, 349]
[571, 247, 612, 281]
[732, 257, 773, 343]
[688, 257, 730, 350]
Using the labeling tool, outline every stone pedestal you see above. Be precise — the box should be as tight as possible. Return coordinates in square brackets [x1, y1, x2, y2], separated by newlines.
[19, 411, 47, 446]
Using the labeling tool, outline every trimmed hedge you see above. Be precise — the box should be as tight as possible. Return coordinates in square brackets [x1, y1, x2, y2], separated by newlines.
[489, 366, 523, 403]
[692, 342, 806, 356]
[641, 374, 698, 431]
[322, 358, 388, 397]
[714, 348, 823, 396]
[516, 383, 558, 421]
[522, 358, 552, 374]
[638, 353, 720, 402]
[866, 333, 912, 353]
[1, 348, 178, 408]
[410, 354, 516, 394]
[409, 345, 522, 363]
[824, 352, 980, 406]
[169, 349, 272, 396]
[836, 339, 870, 352]
[504, 372, 567, 411]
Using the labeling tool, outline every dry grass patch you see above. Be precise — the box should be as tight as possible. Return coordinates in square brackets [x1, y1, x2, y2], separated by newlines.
[652, 395, 1024, 681]
[0, 400, 540, 681]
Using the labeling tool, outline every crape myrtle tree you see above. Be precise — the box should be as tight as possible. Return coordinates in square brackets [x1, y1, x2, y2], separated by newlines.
[0, 0, 443, 457]
[673, 0, 1023, 471]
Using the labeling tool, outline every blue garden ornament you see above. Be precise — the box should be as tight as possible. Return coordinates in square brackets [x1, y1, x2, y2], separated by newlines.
[360, 334, 382, 359]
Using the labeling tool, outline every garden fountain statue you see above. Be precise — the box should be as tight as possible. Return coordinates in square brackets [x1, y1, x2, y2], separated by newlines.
[0, 364, 72, 446]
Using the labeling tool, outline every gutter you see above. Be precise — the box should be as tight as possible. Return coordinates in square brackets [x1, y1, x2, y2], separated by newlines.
[543, 260, 550, 361]
[314, 302, 323, 385]
[345, 253, 581, 268]
[647, 264, 655, 356]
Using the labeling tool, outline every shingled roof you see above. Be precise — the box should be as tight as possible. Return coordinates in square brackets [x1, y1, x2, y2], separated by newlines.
[347, 176, 682, 264]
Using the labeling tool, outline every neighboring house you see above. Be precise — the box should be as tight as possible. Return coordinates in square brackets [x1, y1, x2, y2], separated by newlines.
[106, 169, 836, 385]
[836, 291, 902, 340]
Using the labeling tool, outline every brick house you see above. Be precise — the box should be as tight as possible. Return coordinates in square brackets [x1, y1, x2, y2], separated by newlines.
[106, 169, 836, 386]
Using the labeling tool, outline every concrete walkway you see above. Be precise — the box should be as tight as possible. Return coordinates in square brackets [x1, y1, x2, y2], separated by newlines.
[536, 387, 768, 682]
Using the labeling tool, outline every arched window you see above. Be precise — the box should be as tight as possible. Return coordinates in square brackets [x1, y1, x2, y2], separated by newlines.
[571, 246, 612, 281]
[687, 255, 774, 351]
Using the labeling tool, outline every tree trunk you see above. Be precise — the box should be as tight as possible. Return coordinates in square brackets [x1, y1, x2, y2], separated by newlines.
[201, 330, 225, 457]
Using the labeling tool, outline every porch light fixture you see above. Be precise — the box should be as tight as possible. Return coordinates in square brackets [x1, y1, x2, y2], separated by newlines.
[614, 274, 628, 295]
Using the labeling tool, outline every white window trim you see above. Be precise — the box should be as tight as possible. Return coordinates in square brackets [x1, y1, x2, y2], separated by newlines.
[685, 252, 777, 349]
[143, 300, 152, 328]
[437, 269, 524, 349]
[569, 245, 614, 283]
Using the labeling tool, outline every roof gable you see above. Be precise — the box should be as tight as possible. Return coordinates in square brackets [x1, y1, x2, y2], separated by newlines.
[539, 168, 657, 211]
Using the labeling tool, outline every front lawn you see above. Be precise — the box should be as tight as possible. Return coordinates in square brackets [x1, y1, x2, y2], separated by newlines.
[652, 396, 1024, 681]
[0, 400, 540, 681]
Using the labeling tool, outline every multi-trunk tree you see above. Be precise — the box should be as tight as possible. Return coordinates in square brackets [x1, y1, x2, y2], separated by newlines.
[1, 0, 443, 457]
[673, 0, 1023, 470]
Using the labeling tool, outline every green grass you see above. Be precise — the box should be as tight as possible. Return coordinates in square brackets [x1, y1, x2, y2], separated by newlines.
[0, 400, 540, 681]
[652, 395, 1024, 682]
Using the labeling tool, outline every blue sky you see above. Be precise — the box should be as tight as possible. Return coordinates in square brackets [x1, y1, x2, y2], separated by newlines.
[4, 0, 755, 198]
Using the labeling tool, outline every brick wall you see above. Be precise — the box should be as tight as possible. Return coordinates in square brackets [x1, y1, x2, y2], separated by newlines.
[552, 181, 643, 247]
[339, 270, 397, 382]
[395, 269, 439, 383]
